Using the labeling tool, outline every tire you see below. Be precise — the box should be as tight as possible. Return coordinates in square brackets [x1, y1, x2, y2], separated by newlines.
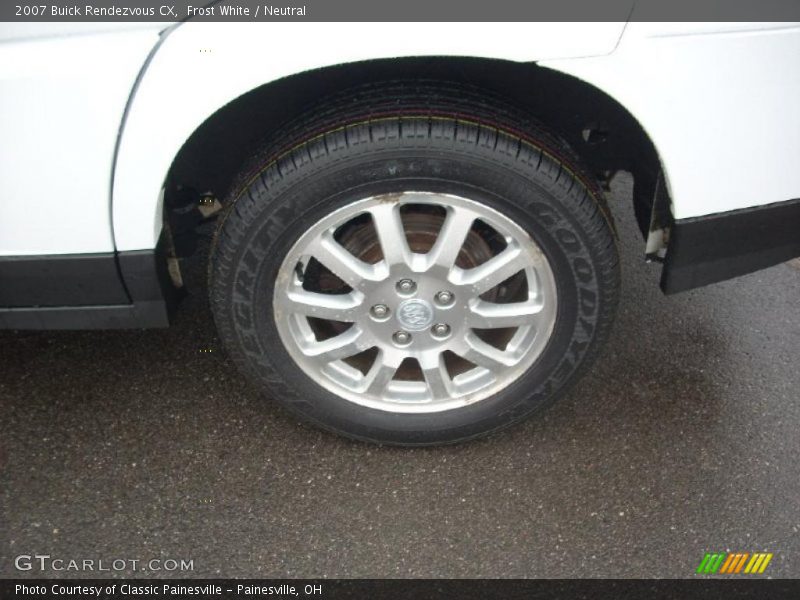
[209, 82, 619, 446]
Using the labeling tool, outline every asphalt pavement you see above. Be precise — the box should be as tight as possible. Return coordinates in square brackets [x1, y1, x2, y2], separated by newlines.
[2, 176, 799, 578]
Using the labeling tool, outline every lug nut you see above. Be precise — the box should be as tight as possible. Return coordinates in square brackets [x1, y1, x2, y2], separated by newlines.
[431, 323, 451, 338]
[396, 279, 416, 294]
[370, 304, 390, 319]
[393, 331, 412, 345]
[435, 290, 454, 306]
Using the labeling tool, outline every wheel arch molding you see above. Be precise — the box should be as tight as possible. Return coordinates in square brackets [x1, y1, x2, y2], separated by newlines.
[112, 22, 662, 258]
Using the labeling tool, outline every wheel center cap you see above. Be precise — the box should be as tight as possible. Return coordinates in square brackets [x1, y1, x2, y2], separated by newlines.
[396, 299, 434, 331]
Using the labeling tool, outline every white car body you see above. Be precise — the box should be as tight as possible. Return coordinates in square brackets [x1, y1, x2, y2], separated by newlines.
[1, 18, 799, 327]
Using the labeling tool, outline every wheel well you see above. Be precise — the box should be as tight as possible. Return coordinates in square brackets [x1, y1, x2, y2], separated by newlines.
[166, 56, 663, 242]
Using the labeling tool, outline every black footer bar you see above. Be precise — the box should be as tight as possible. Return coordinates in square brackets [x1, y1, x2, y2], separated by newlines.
[3, 579, 800, 600]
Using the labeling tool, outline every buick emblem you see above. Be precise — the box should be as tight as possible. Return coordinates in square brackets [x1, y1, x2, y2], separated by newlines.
[396, 299, 434, 331]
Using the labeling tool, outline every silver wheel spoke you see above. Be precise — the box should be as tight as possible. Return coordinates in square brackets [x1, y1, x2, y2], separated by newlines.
[459, 333, 516, 371]
[302, 326, 366, 361]
[362, 353, 399, 396]
[456, 245, 526, 295]
[310, 232, 384, 288]
[467, 298, 544, 329]
[427, 206, 475, 269]
[285, 289, 362, 322]
[419, 352, 453, 400]
[368, 204, 412, 267]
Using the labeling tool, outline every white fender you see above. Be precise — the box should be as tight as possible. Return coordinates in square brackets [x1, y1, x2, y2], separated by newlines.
[541, 22, 800, 220]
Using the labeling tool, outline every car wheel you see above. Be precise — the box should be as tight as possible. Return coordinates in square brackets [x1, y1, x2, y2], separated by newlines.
[209, 83, 619, 445]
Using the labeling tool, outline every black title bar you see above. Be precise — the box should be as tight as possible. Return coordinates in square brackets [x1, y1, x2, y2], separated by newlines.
[2, 0, 800, 23]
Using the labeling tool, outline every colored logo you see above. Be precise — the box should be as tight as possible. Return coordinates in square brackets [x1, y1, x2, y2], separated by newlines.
[696, 552, 773, 575]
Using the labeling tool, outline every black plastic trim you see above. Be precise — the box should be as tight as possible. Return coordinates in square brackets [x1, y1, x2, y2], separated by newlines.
[0, 253, 129, 307]
[661, 198, 800, 294]
[0, 237, 180, 329]
[0, 302, 169, 330]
